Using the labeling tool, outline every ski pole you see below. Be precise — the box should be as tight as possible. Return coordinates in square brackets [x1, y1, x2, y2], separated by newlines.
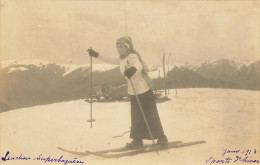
[89, 55, 93, 128]
[129, 78, 159, 155]
[163, 53, 167, 96]
[174, 64, 178, 96]
[167, 53, 171, 95]
[87, 47, 96, 128]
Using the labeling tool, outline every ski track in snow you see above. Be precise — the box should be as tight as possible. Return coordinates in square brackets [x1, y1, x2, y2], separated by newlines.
[0, 88, 259, 165]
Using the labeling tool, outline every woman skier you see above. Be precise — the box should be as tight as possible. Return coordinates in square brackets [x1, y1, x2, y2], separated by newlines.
[87, 36, 168, 149]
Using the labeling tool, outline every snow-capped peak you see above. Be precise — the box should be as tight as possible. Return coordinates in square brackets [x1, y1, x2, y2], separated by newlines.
[61, 63, 118, 76]
[191, 58, 253, 71]
[8, 67, 29, 74]
[1, 59, 52, 68]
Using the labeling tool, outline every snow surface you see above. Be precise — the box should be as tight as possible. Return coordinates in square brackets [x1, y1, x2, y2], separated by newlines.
[0, 88, 259, 165]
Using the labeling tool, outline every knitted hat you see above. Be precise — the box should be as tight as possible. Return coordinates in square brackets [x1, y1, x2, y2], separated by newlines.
[116, 36, 133, 50]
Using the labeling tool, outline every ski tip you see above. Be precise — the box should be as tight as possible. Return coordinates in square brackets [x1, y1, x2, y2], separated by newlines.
[112, 135, 123, 138]
[57, 147, 66, 151]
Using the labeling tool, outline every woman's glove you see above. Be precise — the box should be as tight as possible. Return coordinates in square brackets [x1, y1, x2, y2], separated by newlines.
[87, 48, 99, 58]
[124, 67, 137, 79]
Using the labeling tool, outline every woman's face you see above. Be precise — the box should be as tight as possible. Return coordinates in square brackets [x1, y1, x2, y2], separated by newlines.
[116, 43, 129, 56]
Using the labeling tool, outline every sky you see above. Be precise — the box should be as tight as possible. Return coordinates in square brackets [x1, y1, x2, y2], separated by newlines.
[0, 0, 259, 65]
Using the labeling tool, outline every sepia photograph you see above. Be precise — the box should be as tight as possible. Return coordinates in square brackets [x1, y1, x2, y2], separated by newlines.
[0, 0, 259, 165]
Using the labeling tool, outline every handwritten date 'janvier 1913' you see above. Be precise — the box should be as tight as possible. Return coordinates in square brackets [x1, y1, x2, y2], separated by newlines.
[206, 148, 259, 165]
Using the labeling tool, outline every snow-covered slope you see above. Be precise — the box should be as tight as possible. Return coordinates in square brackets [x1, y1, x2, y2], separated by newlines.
[0, 88, 259, 165]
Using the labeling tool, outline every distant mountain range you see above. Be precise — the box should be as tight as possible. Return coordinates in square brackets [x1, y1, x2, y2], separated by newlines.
[0, 58, 259, 111]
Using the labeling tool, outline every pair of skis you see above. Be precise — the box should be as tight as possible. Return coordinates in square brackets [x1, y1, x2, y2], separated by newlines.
[57, 140, 206, 158]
